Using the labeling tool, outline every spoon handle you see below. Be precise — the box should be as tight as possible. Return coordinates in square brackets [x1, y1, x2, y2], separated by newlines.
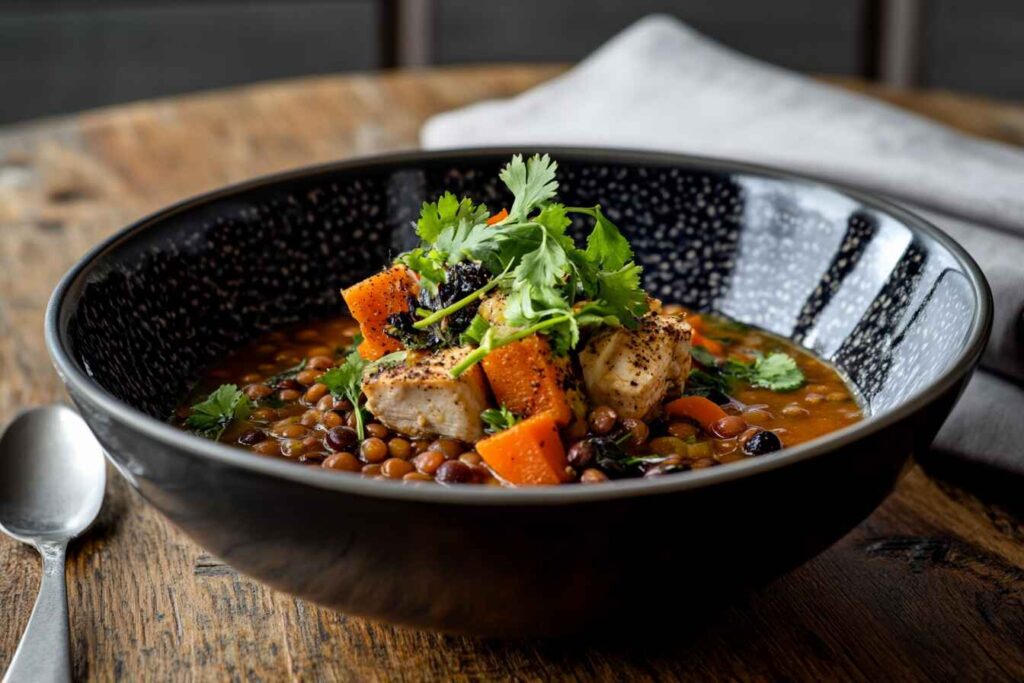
[3, 542, 71, 683]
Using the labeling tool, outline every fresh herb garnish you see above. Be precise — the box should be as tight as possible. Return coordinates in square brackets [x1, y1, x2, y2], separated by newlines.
[187, 384, 252, 440]
[320, 337, 408, 440]
[320, 336, 370, 440]
[416, 191, 490, 243]
[480, 405, 520, 433]
[742, 352, 805, 392]
[394, 153, 650, 377]
[685, 346, 805, 397]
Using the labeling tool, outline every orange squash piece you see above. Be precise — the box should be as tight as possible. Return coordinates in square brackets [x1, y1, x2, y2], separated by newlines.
[342, 266, 419, 360]
[691, 329, 725, 357]
[476, 413, 569, 485]
[664, 396, 727, 430]
[481, 335, 573, 425]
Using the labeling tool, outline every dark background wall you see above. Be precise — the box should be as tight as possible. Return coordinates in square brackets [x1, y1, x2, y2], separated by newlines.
[0, 0, 1016, 126]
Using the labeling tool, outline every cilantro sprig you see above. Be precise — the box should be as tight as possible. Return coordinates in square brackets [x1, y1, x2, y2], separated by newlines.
[395, 154, 650, 377]
[686, 347, 806, 397]
[480, 405, 520, 434]
[319, 335, 407, 439]
[187, 384, 252, 440]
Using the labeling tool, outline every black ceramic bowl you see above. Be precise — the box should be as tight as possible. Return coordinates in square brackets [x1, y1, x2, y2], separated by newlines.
[46, 148, 990, 636]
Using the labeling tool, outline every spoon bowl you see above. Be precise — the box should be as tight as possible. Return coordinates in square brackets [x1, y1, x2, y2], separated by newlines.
[0, 405, 105, 683]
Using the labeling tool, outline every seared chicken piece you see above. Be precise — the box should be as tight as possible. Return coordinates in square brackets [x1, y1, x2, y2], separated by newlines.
[362, 346, 491, 442]
[579, 314, 692, 420]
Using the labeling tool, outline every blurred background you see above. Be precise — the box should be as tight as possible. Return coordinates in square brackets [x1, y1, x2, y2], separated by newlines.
[0, 0, 1018, 126]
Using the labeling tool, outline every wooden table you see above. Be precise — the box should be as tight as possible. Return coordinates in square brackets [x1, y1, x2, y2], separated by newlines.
[2, 65, 1023, 682]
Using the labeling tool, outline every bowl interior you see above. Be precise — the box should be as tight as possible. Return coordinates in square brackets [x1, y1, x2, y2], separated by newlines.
[57, 151, 981, 428]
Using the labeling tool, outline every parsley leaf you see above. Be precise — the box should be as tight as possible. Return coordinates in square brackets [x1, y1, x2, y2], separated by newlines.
[416, 192, 489, 242]
[480, 405, 519, 433]
[187, 384, 251, 440]
[500, 154, 559, 222]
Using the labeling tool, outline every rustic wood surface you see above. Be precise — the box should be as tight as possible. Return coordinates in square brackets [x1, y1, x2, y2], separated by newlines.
[1, 65, 1023, 682]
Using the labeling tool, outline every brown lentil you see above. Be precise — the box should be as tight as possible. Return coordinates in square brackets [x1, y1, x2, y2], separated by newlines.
[252, 440, 281, 457]
[580, 468, 609, 483]
[620, 418, 650, 448]
[307, 355, 335, 370]
[429, 438, 464, 459]
[244, 383, 274, 400]
[295, 369, 322, 386]
[304, 383, 329, 404]
[360, 437, 389, 463]
[381, 458, 414, 479]
[710, 415, 747, 438]
[588, 405, 618, 435]
[412, 450, 445, 475]
[388, 438, 413, 460]
[458, 451, 483, 466]
[320, 410, 344, 430]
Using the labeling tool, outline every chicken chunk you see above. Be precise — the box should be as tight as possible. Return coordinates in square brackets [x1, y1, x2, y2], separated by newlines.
[362, 347, 491, 442]
[579, 314, 692, 420]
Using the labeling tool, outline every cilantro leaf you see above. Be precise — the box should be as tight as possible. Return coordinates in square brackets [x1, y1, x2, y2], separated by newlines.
[500, 154, 559, 222]
[512, 227, 569, 291]
[417, 192, 489, 243]
[747, 352, 805, 391]
[592, 263, 648, 328]
[684, 348, 805, 397]
[320, 339, 370, 439]
[481, 405, 520, 433]
[433, 220, 501, 266]
[395, 248, 447, 294]
[534, 202, 572, 235]
[187, 384, 252, 440]
[583, 206, 633, 271]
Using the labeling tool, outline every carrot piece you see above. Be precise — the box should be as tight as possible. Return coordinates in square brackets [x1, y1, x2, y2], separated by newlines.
[691, 329, 725, 357]
[481, 335, 573, 425]
[476, 413, 569, 485]
[686, 313, 704, 332]
[664, 396, 728, 430]
[342, 266, 419, 360]
[486, 208, 509, 225]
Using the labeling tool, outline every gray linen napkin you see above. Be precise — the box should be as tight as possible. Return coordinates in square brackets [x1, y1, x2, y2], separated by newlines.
[422, 15, 1024, 472]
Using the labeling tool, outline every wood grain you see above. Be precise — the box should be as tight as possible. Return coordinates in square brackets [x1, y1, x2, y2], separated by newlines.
[1, 65, 1022, 682]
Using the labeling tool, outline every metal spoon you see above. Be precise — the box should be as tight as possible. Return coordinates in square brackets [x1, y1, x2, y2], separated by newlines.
[0, 405, 105, 683]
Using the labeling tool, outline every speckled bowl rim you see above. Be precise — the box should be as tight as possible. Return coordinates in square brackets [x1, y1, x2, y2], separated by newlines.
[45, 147, 993, 506]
